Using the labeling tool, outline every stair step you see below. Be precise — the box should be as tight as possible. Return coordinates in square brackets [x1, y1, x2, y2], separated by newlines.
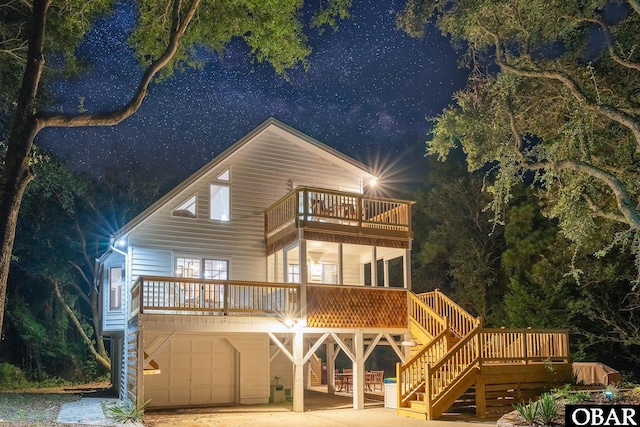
[397, 407, 428, 420]
[408, 400, 427, 410]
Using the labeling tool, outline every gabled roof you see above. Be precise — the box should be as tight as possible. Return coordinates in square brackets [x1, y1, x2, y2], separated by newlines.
[111, 117, 376, 240]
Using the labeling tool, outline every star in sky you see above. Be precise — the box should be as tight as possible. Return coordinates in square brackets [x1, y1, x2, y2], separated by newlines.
[38, 0, 468, 191]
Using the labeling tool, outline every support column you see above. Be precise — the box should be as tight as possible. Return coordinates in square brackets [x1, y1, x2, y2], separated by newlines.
[299, 240, 307, 319]
[370, 247, 377, 287]
[293, 331, 304, 412]
[352, 332, 365, 410]
[404, 249, 411, 290]
[326, 341, 335, 394]
[383, 259, 389, 287]
[338, 243, 343, 285]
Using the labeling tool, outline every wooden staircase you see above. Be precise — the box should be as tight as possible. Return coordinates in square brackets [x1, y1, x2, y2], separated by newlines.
[396, 290, 570, 420]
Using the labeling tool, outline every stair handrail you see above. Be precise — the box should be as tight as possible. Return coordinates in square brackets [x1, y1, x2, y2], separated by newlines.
[417, 289, 481, 337]
[425, 324, 482, 409]
[397, 328, 450, 405]
[408, 292, 448, 338]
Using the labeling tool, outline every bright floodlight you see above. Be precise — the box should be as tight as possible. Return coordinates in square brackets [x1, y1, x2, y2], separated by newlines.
[369, 177, 378, 187]
[284, 318, 296, 328]
[116, 238, 126, 247]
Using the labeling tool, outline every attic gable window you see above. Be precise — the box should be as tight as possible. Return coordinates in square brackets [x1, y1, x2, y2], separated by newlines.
[210, 169, 230, 221]
[172, 195, 197, 218]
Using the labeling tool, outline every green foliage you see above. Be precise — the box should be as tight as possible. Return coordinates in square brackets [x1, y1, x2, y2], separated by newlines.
[410, 157, 507, 323]
[536, 393, 560, 426]
[0, 363, 30, 390]
[552, 384, 590, 405]
[514, 399, 538, 424]
[399, 0, 640, 257]
[311, 0, 352, 33]
[514, 393, 560, 426]
[104, 399, 151, 424]
[130, 0, 313, 80]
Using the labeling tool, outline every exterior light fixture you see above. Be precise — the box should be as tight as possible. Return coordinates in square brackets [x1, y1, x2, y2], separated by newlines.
[284, 318, 296, 328]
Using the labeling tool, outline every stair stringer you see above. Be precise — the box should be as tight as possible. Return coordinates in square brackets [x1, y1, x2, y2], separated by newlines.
[429, 363, 479, 420]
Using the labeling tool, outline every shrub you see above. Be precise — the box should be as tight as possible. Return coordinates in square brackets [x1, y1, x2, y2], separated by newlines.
[0, 363, 29, 390]
[104, 399, 151, 423]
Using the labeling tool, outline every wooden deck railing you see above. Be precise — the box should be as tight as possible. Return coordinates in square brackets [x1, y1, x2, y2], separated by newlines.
[131, 277, 410, 329]
[264, 186, 413, 238]
[398, 329, 449, 404]
[130, 276, 299, 317]
[408, 293, 447, 338]
[417, 289, 480, 337]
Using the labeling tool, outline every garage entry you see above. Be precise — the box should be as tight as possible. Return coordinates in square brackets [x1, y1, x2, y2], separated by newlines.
[144, 334, 237, 407]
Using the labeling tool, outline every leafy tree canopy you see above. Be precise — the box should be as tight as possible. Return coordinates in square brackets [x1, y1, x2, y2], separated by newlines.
[398, 0, 640, 267]
[0, 0, 349, 335]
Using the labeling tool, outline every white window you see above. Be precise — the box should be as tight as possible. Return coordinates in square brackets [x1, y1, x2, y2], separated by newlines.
[288, 264, 300, 283]
[210, 169, 230, 221]
[109, 267, 122, 310]
[173, 195, 196, 218]
[204, 259, 228, 280]
[175, 257, 228, 279]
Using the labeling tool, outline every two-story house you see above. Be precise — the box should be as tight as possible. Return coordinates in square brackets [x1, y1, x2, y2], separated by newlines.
[98, 118, 571, 419]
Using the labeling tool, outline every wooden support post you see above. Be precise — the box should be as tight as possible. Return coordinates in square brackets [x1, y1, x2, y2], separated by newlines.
[425, 362, 433, 420]
[476, 379, 486, 418]
[353, 332, 365, 410]
[327, 341, 335, 394]
[293, 330, 304, 412]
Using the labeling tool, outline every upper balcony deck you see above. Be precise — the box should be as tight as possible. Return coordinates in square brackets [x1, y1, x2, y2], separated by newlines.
[130, 276, 409, 332]
[264, 187, 413, 254]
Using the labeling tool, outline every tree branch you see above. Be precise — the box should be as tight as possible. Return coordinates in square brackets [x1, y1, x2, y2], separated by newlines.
[524, 158, 640, 230]
[566, 16, 640, 72]
[39, 0, 201, 130]
[51, 279, 111, 371]
[481, 25, 640, 152]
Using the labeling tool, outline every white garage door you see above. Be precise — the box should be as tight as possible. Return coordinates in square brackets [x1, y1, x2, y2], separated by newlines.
[144, 334, 236, 407]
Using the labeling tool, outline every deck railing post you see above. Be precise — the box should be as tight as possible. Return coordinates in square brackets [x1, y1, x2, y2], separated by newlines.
[425, 363, 433, 419]
[224, 284, 230, 315]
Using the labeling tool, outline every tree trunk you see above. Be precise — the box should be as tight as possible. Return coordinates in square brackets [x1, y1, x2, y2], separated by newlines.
[0, 0, 50, 337]
[52, 279, 111, 371]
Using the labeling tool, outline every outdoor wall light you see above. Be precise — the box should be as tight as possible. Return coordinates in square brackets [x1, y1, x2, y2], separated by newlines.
[284, 318, 296, 328]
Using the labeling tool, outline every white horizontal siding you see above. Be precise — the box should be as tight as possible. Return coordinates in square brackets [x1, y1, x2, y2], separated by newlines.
[129, 130, 364, 282]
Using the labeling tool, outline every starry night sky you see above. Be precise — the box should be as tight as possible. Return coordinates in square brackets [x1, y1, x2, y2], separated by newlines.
[38, 0, 469, 191]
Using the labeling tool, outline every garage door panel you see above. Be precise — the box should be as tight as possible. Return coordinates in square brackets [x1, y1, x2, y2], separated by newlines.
[144, 334, 236, 407]
[171, 337, 192, 352]
[171, 353, 191, 368]
[191, 338, 212, 353]
[191, 387, 213, 403]
[192, 353, 212, 367]
[170, 371, 191, 387]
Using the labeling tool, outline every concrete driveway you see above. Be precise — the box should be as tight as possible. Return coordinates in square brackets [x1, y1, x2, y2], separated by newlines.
[142, 390, 500, 427]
